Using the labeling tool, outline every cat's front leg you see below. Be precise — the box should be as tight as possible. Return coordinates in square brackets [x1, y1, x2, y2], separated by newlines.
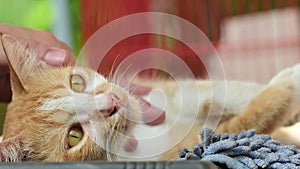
[216, 83, 293, 134]
[271, 121, 300, 148]
[216, 64, 300, 134]
[269, 63, 300, 115]
[268, 64, 300, 146]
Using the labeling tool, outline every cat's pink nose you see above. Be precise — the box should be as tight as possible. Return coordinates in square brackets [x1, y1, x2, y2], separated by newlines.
[101, 94, 120, 117]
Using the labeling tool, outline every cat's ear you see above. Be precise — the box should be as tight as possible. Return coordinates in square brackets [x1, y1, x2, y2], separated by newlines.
[1, 34, 41, 96]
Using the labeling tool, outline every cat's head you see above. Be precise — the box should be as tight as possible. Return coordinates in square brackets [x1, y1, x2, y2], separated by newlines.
[1, 34, 141, 161]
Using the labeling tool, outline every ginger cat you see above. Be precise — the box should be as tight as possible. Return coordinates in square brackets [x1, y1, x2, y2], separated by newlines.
[1, 34, 300, 162]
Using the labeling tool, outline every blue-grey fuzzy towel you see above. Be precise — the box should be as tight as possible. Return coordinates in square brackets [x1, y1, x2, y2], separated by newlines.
[178, 128, 300, 169]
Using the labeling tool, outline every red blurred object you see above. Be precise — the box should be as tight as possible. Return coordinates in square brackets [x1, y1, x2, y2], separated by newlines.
[80, 0, 212, 78]
[80, 0, 299, 79]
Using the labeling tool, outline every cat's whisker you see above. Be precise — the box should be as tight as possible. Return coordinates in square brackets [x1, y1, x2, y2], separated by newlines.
[128, 86, 139, 96]
[104, 118, 120, 160]
[104, 128, 111, 160]
[105, 138, 111, 160]
[117, 101, 127, 109]
[108, 52, 122, 83]
[114, 64, 133, 88]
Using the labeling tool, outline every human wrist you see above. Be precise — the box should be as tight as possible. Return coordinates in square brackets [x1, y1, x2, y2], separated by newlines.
[0, 73, 11, 102]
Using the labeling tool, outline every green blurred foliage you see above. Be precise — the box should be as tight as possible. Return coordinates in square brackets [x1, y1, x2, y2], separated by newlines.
[0, 104, 6, 134]
[0, 0, 53, 30]
[24, 0, 54, 30]
[69, 0, 82, 56]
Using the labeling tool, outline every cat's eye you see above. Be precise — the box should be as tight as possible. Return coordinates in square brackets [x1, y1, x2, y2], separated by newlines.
[70, 74, 86, 92]
[67, 126, 83, 148]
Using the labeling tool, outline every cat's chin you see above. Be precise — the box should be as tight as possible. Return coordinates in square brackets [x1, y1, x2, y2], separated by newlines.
[77, 108, 133, 137]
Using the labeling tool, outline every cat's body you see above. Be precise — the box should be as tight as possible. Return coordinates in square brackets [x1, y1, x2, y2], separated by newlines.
[1, 34, 300, 162]
[122, 77, 300, 160]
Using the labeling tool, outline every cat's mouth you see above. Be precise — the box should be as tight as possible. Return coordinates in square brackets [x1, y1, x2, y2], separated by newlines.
[98, 94, 123, 118]
[100, 106, 119, 118]
[111, 107, 118, 116]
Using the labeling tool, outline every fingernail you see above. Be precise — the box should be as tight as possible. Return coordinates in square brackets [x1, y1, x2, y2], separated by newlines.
[44, 47, 66, 66]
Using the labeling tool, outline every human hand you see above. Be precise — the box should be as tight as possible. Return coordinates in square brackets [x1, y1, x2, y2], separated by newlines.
[122, 84, 166, 152]
[0, 24, 76, 101]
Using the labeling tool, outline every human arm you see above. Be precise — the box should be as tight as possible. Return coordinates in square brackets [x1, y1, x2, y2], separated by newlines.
[0, 24, 76, 102]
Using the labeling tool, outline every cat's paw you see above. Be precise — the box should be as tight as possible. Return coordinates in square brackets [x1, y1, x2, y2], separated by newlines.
[271, 122, 300, 148]
[269, 63, 300, 114]
[270, 64, 300, 84]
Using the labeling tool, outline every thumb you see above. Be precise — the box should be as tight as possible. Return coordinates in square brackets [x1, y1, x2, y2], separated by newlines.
[44, 47, 67, 66]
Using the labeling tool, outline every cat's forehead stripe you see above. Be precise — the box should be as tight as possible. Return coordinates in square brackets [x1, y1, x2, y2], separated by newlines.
[86, 73, 108, 92]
